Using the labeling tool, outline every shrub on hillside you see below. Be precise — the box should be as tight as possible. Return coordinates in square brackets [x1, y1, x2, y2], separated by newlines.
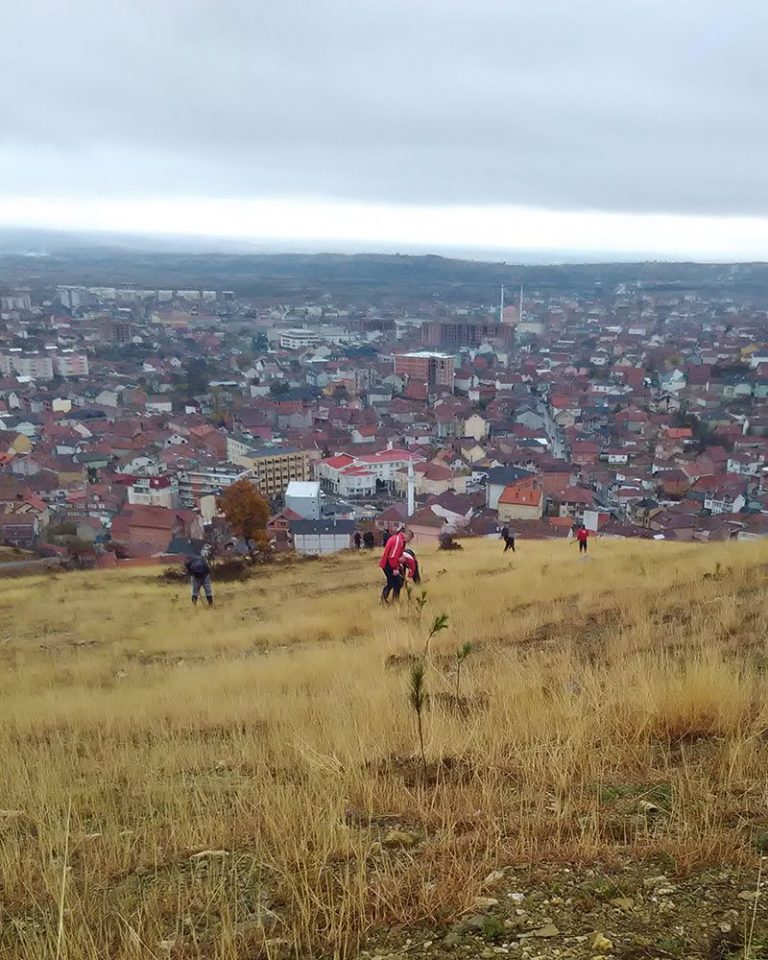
[438, 533, 463, 550]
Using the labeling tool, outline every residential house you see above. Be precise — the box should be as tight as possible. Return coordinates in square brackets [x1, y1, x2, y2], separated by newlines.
[497, 477, 544, 521]
[556, 486, 597, 520]
[407, 505, 449, 544]
[464, 413, 489, 442]
[289, 518, 355, 555]
[485, 466, 536, 510]
[111, 504, 204, 557]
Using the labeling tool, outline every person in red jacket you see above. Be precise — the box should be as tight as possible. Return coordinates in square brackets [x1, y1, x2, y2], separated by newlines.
[574, 525, 590, 554]
[379, 527, 413, 602]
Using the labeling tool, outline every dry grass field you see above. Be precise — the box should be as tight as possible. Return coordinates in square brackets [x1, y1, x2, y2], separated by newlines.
[2, 538, 768, 959]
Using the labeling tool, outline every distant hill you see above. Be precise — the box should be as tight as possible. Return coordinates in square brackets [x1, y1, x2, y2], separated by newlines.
[2, 229, 768, 299]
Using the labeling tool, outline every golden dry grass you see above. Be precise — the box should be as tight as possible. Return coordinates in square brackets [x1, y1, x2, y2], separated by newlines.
[1, 538, 768, 958]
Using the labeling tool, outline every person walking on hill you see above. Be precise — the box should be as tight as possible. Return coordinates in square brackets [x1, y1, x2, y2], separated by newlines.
[380, 527, 413, 603]
[185, 552, 213, 606]
[502, 526, 516, 553]
[353, 531, 362, 550]
[573, 526, 590, 554]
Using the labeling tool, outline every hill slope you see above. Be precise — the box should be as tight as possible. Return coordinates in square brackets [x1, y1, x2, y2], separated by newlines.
[1, 539, 767, 959]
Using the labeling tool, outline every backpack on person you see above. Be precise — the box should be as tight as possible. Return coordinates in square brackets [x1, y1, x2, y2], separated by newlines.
[187, 556, 210, 578]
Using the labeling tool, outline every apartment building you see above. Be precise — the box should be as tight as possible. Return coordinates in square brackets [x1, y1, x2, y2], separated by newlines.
[279, 328, 322, 349]
[0, 352, 54, 380]
[53, 352, 90, 378]
[127, 473, 180, 509]
[227, 441, 310, 498]
[394, 351, 455, 390]
[177, 462, 250, 508]
[0, 350, 89, 380]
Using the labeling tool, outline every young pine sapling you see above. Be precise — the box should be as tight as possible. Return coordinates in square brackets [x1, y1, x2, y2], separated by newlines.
[409, 661, 428, 783]
[455, 641, 474, 703]
[423, 613, 449, 656]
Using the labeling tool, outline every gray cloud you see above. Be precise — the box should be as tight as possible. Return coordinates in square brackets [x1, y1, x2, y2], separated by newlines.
[2, 0, 767, 215]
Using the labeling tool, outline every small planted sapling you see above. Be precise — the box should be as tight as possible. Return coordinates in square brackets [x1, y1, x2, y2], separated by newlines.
[409, 661, 428, 783]
[423, 613, 449, 656]
[405, 583, 429, 619]
[454, 641, 474, 703]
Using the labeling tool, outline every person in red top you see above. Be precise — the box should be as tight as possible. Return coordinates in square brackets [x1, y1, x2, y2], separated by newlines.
[379, 527, 413, 602]
[574, 525, 590, 553]
[400, 547, 421, 585]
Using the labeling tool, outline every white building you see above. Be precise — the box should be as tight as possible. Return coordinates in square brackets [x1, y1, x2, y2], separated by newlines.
[280, 328, 321, 350]
[0, 351, 54, 380]
[315, 448, 425, 498]
[285, 480, 321, 520]
[53, 352, 89, 378]
[127, 475, 180, 509]
[289, 519, 355, 555]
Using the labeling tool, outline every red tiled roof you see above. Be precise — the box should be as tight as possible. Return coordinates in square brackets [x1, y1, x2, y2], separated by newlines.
[324, 454, 355, 469]
[498, 481, 543, 507]
[559, 486, 596, 504]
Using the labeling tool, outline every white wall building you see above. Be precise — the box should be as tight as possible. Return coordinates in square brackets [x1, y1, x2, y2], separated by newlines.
[285, 480, 321, 520]
[289, 519, 355, 555]
[280, 328, 322, 349]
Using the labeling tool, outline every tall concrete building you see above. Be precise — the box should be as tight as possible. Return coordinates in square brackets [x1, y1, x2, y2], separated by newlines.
[53, 352, 89, 378]
[394, 351, 455, 390]
[0, 352, 54, 380]
[421, 320, 507, 348]
[226, 439, 311, 499]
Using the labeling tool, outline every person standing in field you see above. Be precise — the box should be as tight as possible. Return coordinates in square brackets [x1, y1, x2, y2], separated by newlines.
[379, 527, 413, 603]
[573, 526, 590, 554]
[502, 527, 516, 553]
[185, 552, 213, 606]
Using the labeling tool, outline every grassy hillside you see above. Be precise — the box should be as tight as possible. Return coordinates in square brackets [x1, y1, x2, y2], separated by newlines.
[1, 539, 768, 959]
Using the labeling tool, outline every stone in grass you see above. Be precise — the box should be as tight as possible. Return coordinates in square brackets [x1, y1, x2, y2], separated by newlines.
[383, 829, 420, 848]
[592, 933, 613, 951]
[235, 908, 280, 934]
[610, 897, 634, 911]
[473, 896, 500, 909]
[456, 915, 487, 935]
[643, 875, 668, 889]
[529, 923, 559, 938]
[482, 870, 506, 889]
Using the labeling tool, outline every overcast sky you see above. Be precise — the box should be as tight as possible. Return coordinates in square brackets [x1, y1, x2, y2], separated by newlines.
[2, 0, 767, 259]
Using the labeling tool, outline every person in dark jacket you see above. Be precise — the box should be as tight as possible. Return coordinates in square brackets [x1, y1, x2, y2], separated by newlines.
[185, 553, 213, 606]
[353, 531, 362, 550]
[501, 526, 516, 552]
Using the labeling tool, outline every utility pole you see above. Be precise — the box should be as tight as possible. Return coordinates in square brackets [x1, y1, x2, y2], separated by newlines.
[407, 460, 415, 517]
[499, 284, 505, 323]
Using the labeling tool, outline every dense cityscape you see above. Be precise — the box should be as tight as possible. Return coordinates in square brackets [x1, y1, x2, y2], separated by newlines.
[1, 254, 768, 566]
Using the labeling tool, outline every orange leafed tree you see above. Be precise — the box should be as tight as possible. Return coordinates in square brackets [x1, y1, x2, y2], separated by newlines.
[218, 479, 270, 557]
